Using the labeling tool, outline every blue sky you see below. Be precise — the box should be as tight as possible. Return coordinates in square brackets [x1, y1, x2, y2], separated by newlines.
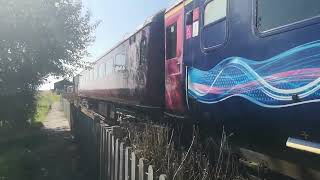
[40, 0, 172, 90]
[83, 0, 172, 61]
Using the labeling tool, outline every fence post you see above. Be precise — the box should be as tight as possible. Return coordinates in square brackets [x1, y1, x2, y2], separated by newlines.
[125, 147, 132, 180]
[147, 165, 153, 180]
[119, 142, 125, 180]
[105, 127, 109, 179]
[131, 152, 136, 180]
[107, 130, 112, 179]
[111, 135, 115, 180]
[94, 117, 100, 179]
[159, 175, 167, 180]
[99, 125, 103, 180]
[138, 158, 144, 180]
[101, 125, 108, 180]
[115, 139, 120, 180]
[138, 158, 149, 180]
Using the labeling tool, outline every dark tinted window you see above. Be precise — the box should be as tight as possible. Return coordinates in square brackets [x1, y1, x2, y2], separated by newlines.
[204, 0, 227, 26]
[202, 0, 227, 49]
[140, 38, 148, 65]
[166, 23, 177, 59]
[257, 0, 320, 32]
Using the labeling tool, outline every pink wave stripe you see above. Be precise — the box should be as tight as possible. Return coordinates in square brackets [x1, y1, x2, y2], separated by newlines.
[192, 68, 320, 94]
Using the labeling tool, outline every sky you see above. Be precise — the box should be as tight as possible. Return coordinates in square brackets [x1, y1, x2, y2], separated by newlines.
[40, 0, 173, 90]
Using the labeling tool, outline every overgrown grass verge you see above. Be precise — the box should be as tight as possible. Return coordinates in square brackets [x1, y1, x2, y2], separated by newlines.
[34, 91, 60, 123]
[121, 121, 247, 180]
[0, 126, 87, 180]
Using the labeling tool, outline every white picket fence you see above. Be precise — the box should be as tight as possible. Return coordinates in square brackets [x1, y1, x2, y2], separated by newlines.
[62, 99, 169, 180]
[98, 126, 168, 180]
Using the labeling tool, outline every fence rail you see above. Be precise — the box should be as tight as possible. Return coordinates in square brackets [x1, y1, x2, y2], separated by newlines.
[62, 99, 168, 180]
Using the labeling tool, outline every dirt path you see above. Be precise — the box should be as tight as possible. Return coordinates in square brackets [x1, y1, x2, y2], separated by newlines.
[35, 101, 90, 180]
[0, 101, 90, 180]
[43, 102, 70, 132]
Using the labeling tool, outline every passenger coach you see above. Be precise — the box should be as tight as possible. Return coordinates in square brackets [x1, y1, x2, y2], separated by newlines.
[74, 0, 320, 179]
[77, 11, 165, 117]
[171, 0, 320, 179]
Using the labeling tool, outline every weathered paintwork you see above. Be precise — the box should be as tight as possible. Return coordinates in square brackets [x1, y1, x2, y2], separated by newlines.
[74, 0, 320, 178]
[164, 2, 187, 113]
[78, 11, 165, 108]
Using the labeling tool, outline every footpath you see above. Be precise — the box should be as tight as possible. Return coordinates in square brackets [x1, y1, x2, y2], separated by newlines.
[0, 102, 90, 180]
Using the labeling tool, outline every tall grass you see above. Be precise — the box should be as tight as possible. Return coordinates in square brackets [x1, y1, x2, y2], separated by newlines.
[34, 91, 60, 123]
[121, 121, 246, 180]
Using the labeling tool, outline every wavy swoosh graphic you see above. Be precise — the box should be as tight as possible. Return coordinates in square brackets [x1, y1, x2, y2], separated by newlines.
[188, 40, 320, 108]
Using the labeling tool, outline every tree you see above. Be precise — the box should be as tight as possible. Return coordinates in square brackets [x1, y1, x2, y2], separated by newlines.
[0, 0, 97, 127]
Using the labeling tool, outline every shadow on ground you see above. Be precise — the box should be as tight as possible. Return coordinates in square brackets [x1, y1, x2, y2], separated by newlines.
[0, 107, 91, 180]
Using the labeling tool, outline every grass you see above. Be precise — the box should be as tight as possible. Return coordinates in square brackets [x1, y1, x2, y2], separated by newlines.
[0, 97, 89, 180]
[34, 91, 60, 123]
[0, 127, 89, 180]
[0, 130, 45, 180]
[121, 121, 246, 180]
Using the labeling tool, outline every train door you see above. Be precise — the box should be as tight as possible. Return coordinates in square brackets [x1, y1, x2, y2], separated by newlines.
[164, 3, 186, 113]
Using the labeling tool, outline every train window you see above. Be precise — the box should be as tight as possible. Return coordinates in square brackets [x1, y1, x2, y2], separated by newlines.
[202, 0, 227, 49]
[102, 63, 106, 77]
[204, 0, 227, 26]
[95, 65, 99, 79]
[257, 0, 320, 32]
[166, 23, 177, 60]
[96, 65, 99, 79]
[115, 53, 126, 72]
[105, 62, 107, 75]
[132, 35, 136, 43]
[129, 35, 136, 45]
[105, 60, 113, 75]
[91, 70, 94, 80]
[99, 64, 104, 78]
[140, 38, 148, 65]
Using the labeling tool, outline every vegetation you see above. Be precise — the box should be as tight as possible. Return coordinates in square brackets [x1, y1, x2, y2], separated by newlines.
[0, 0, 97, 128]
[0, 91, 87, 180]
[34, 91, 60, 123]
[0, 125, 88, 180]
[121, 121, 246, 180]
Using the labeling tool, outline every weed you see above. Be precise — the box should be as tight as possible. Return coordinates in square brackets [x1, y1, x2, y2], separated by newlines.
[121, 121, 246, 180]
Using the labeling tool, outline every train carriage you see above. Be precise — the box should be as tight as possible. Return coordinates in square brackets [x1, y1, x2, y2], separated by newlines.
[74, 0, 320, 179]
[166, 0, 320, 179]
[78, 11, 165, 115]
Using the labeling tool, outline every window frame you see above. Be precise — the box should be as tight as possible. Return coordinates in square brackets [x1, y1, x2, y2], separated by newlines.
[95, 65, 99, 79]
[114, 53, 127, 72]
[254, 0, 320, 37]
[90, 70, 94, 81]
[200, 0, 229, 52]
[165, 22, 178, 60]
[139, 37, 148, 65]
[105, 58, 114, 75]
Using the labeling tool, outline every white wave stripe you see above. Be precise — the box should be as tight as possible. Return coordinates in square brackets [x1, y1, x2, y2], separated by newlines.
[188, 40, 320, 107]
[190, 93, 320, 108]
[231, 58, 320, 95]
[191, 60, 320, 100]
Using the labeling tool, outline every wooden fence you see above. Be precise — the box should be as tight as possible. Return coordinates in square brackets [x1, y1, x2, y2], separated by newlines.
[62, 99, 168, 180]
